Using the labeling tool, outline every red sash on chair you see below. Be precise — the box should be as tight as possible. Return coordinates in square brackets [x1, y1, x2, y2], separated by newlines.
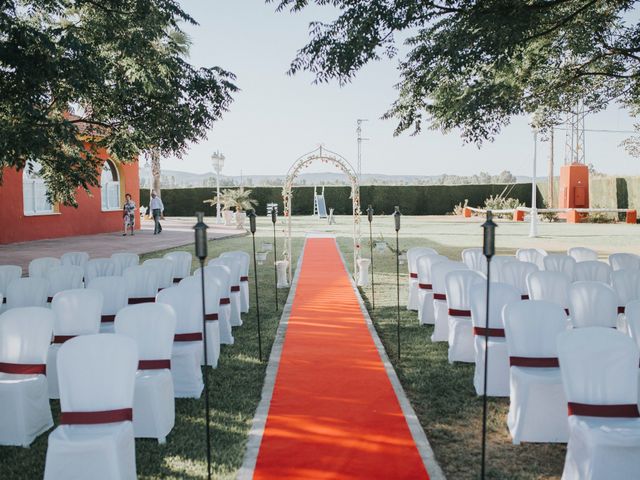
[448, 308, 471, 317]
[47, 296, 54, 303]
[220, 297, 231, 305]
[419, 283, 432, 290]
[52, 335, 76, 344]
[618, 306, 626, 314]
[509, 356, 559, 367]
[101, 314, 116, 323]
[410, 273, 418, 279]
[174, 332, 203, 342]
[138, 359, 171, 370]
[205, 313, 218, 321]
[433, 293, 446, 301]
[231, 285, 240, 292]
[128, 297, 155, 305]
[0, 362, 46, 374]
[173, 278, 183, 284]
[521, 294, 529, 300]
[473, 327, 505, 337]
[568, 402, 640, 418]
[60, 408, 133, 425]
[241, 276, 249, 282]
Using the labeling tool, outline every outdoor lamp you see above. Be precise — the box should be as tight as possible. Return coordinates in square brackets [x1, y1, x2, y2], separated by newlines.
[393, 206, 401, 232]
[482, 211, 497, 258]
[194, 212, 208, 260]
[271, 207, 277, 224]
[367, 205, 373, 223]
[249, 209, 257, 234]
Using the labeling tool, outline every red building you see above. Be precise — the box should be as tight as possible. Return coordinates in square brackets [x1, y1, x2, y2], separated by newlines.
[0, 146, 139, 244]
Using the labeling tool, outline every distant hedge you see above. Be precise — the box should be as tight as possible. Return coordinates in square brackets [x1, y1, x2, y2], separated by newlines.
[140, 184, 542, 217]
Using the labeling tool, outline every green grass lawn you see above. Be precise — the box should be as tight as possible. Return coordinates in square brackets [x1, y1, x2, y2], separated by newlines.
[3, 215, 637, 479]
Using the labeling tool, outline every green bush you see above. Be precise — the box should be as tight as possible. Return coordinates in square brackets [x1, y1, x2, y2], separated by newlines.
[140, 184, 542, 217]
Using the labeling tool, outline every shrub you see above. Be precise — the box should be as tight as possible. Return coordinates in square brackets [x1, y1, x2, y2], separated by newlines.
[482, 195, 524, 218]
[452, 199, 469, 216]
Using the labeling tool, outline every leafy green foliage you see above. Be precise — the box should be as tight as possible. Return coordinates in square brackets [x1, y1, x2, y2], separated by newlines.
[272, 0, 640, 142]
[1, 0, 237, 205]
[204, 187, 258, 212]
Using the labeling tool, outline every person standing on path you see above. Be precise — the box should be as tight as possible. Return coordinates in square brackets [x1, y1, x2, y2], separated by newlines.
[150, 191, 164, 234]
[122, 193, 136, 236]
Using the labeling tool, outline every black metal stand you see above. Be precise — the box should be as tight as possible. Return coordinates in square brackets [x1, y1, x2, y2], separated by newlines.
[393, 206, 401, 361]
[271, 209, 279, 311]
[367, 205, 375, 310]
[194, 213, 212, 480]
[248, 210, 263, 362]
[480, 211, 497, 480]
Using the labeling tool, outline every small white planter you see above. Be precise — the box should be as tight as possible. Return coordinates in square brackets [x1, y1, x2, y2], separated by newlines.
[399, 253, 407, 265]
[276, 260, 289, 288]
[261, 242, 273, 252]
[375, 241, 387, 253]
[235, 211, 246, 229]
[223, 210, 234, 226]
[357, 258, 371, 287]
[256, 252, 268, 265]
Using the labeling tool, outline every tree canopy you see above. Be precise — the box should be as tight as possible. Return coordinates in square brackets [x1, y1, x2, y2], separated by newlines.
[272, 0, 639, 143]
[1, 0, 236, 205]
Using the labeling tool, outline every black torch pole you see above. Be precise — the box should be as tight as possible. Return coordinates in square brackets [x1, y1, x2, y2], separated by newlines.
[480, 210, 497, 480]
[271, 207, 279, 311]
[248, 210, 262, 362]
[367, 205, 375, 310]
[393, 206, 401, 361]
[194, 212, 212, 480]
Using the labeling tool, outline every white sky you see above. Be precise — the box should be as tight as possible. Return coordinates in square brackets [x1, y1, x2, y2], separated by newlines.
[158, 0, 639, 177]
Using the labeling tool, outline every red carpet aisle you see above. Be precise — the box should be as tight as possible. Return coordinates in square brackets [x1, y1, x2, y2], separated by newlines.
[253, 238, 430, 479]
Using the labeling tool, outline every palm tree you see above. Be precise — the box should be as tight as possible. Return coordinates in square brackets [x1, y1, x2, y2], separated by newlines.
[204, 187, 257, 212]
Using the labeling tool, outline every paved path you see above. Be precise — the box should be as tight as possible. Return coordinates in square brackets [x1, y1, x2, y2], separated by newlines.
[0, 217, 244, 271]
[243, 236, 439, 479]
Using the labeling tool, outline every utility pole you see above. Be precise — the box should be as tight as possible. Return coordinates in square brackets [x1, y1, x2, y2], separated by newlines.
[357, 119, 369, 183]
[548, 129, 554, 208]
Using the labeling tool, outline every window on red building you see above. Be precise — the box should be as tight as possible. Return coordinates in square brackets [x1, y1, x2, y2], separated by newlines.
[101, 160, 121, 211]
[23, 161, 54, 215]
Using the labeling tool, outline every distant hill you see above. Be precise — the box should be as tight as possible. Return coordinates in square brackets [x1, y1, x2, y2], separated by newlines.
[139, 167, 526, 188]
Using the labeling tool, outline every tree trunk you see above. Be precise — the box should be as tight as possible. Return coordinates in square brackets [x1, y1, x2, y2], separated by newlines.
[548, 129, 554, 208]
[150, 149, 161, 198]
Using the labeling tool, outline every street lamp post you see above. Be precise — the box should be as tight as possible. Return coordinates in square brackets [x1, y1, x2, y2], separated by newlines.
[530, 120, 539, 238]
[211, 151, 225, 224]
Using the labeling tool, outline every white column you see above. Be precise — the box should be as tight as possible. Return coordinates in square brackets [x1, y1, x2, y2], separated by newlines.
[529, 128, 539, 238]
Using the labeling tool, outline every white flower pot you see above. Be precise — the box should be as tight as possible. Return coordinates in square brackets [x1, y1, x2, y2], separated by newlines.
[235, 211, 246, 228]
[223, 210, 234, 226]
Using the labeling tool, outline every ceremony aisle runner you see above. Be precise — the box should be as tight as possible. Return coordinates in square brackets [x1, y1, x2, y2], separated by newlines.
[252, 237, 431, 479]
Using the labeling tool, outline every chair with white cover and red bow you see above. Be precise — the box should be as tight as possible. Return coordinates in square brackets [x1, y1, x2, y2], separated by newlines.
[445, 270, 484, 363]
[430, 261, 468, 343]
[6, 277, 49, 309]
[110, 252, 139, 276]
[142, 258, 174, 291]
[181, 272, 223, 368]
[198, 264, 233, 345]
[516, 248, 547, 270]
[500, 261, 538, 300]
[115, 303, 176, 443]
[45, 265, 84, 303]
[29, 257, 61, 279]
[416, 253, 446, 325]
[543, 254, 577, 281]
[567, 247, 599, 263]
[461, 247, 487, 275]
[489, 256, 518, 283]
[624, 300, 640, 405]
[163, 251, 192, 284]
[503, 300, 569, 444]
[568, 281, 618, 329]
[47, 289, 103, 399]
[156, 286, 204, 398]
[470, 282, 520, 397]
[609, 252, 640, 272]
[210, 257, 242, 327]
[43, 334, 138, 480]
[526, 271, 571, 320]
[60, 251, 90, 269]
[84, 258, 117, 284]
[611, 269, 640, 333]
[0, 265, 22, 311]
[406, 247, 438, 311]
[0, 307, 54, 447]
[221, 251, 251, 313]
[88, 276, 128, 334]
[557, 327, 640, 480]
[123, 265, 159, 305]
[573, 260, 612, 283]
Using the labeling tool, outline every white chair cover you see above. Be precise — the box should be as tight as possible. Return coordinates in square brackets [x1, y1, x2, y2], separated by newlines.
[142, 258, 174, 290]
[156, 286, 204, 398]
[503, 300, 569, 444]
[626, 300, 640, 350]
[500, 261, 538, 299]
[445, 270, 484, 363]
[29, 257, 61, 278]
[193, 265, 233, 345]
[111, 253, 139, 276]
[44, 335, 138, 480]
[115, 304, 176, 442]
[406, 247, 438, 310]
[209, 257, 242, 327]
[568, 247, 598, 263]
[0, 265, 22, 311]
[163, 251, 192, 284]
[470, 282, 520, 397]
[516, 248, 547, 270]
[490, 256, 517, 283]
[573, 261, 612, 283]
[612, 270, 640, 333]
[569, 281, 618, 329]
[84, 258, 116, 284]
[461, 247, 487, 274]
[543, 254, 576, 280]
[60, 252, 89, 268]
[609, 252, 640, 271]
[123, 266, 159, 304]
[221, 251, 251, 313]
[526, 271, 571, 315]
[181, 272, 223, 367]
[0, 307, 54, 446]
[416, 253, 445, 325]
[48, 289, 103, 399]
[88, 277, 128, 334]
[46, 265, 84, 299]
[431, 261, 468, 342]
[558, 328, 640, 480]
[6, 277, 49, 309]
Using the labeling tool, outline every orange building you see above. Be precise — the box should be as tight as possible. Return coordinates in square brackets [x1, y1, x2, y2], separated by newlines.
[0, 146, 139, 244]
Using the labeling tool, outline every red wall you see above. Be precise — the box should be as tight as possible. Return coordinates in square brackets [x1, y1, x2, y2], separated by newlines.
[0, 149, 139, 244]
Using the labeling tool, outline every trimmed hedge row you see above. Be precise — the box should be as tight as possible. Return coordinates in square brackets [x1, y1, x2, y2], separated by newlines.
[140, 184, 542, 217]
